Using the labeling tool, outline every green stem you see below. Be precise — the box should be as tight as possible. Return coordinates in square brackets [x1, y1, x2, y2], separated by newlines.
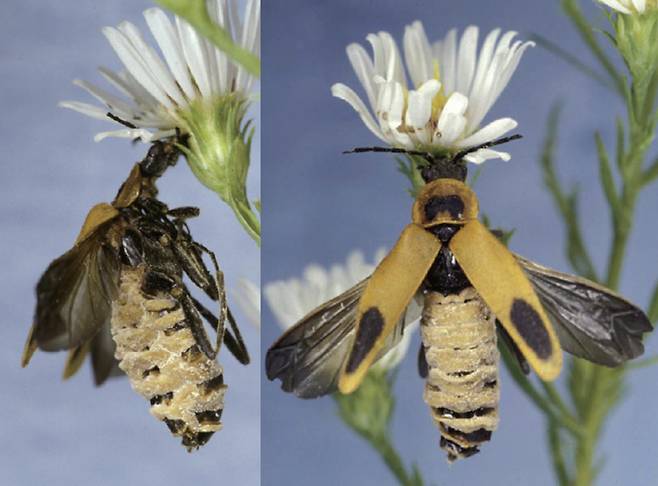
[547, 419, 571, 486]
[561, 0, 626, 97]
[230, 197, 261, 246]
[373, 435, 423, 486]
[155, 0, 260, 78]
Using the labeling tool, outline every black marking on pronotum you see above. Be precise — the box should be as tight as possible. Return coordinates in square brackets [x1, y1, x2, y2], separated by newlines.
[345, 307, 385, 373]
[424, 195, 465, 221]
[510, 299, 552, 359]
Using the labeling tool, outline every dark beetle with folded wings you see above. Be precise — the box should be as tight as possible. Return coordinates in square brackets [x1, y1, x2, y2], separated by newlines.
[266, 136, 652, 462]
[22, 141, 250, 451]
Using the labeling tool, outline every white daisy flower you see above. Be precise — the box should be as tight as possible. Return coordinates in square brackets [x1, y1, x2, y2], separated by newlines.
[60, 0, 261, 244]
[597, 0, 656, 14]
[233, 278, 261, 329]
[331, 22, 534, 164]
[264, 249, 417, 372]
[60, 0, 260, 143]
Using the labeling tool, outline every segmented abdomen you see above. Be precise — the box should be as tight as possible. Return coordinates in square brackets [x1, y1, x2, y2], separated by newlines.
[111, 265, 226, 451]
[421, 287, 500, 462]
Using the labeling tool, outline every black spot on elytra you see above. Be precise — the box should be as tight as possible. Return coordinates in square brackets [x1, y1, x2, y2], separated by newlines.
[345, 307, 385, 373]
[510, 299, 552, 359]
[424, 195, 465, 221]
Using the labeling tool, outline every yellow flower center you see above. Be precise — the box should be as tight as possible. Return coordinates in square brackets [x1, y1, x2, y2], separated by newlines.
[430, 60, 448, 121]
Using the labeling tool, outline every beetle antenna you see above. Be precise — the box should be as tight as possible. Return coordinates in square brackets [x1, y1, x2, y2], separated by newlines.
[450, 134, 523, 164]
[106, 112, 137, 129]
[344, 146, 435, 166]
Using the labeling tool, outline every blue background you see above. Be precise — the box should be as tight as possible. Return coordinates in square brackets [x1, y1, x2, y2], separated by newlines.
[262, 1, 658, 485]
[0, 2, 259, 485]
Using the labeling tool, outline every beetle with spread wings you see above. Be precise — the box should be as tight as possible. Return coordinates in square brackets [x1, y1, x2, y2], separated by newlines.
[266, 137, 652, 461]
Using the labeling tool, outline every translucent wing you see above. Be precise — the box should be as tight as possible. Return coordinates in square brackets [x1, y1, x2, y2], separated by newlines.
[24, 226, 121, 364]
[266, 278, 420, 398]
[517, 256, 652, 366]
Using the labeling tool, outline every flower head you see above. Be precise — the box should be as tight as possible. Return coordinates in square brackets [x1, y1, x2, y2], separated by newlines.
[331, 22, 533, 164]
[60, 0, 261, 244]
[598, 0, 657, 14]
[264, 249, 416, 371]
[60, 0, 260, 143]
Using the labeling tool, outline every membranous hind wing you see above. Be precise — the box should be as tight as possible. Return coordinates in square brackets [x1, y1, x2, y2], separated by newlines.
[517, 256, 652, 366]
[266, 278, 418, 398]
[22, 203, 122, 367]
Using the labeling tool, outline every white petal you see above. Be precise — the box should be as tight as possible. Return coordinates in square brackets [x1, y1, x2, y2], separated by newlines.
[72, 79, 138, 119]
[437, 113, 467, 146]
[598, 0, 632, 13]
[403, 21, 433, 88]
[118, 20, 186, 106]
[235, 0, 260, 93]
[331, 83, 387, 142]
[144, 8, 196, 100]
[632, 0, 646, 11]
[380, 32, 405, 84]
[103, 26, 173, 109]
[468, 28, 501, 100]
[436, 92, 469, 140]
[98, 68, 159, 110]
[456, 117, 517, 148]
[59, 101, 113, 120]
[435, 28, 457, 94]
[455, 26, 478, 95]
[347, 43, 377, 110]
[175, 17, 212, 98]
[405, 80, 440, 130]
[94, 127, 155, 142]
[463, 148, 511, 164]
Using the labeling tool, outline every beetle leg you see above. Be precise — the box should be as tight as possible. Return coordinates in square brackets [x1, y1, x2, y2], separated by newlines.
[190, 296, 249, 365]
